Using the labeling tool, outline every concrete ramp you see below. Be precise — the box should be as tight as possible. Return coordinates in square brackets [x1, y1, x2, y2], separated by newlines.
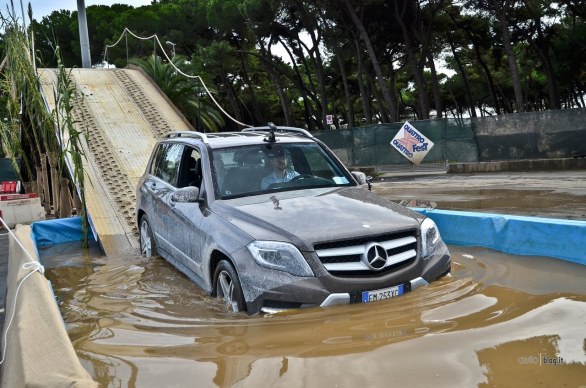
[38, 68, 193, 256]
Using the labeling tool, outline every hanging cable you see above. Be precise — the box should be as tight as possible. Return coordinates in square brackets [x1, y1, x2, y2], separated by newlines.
[103, 28, 252, 129]
[0, 217, 46, 366]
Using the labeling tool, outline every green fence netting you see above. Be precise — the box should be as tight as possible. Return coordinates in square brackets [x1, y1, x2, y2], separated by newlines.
[473, 109, 586, 161]
[315, 118, 479, 166]
[314, 108, 586, 167]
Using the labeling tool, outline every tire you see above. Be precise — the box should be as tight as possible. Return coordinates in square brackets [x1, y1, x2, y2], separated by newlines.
[139, 215, 157, 257]
[213, 260, 246, 313]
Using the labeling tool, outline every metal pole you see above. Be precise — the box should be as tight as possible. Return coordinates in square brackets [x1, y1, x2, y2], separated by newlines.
[166, 41, 176, 58]
[153, 37, 157, 83]
[125, 33, 129, 65]
[77, 0, 92, 68]
[166, 41, 176, 76]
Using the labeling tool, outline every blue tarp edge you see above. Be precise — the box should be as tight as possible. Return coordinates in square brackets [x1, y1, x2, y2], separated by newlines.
[30, 211, 586, 266]
[413, 208, 586, 265]
[31, 217, 85, 247]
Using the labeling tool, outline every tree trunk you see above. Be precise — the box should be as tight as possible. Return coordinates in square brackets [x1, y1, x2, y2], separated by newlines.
[494, 0, 525, 112]
[221, 72, 242, 124]
[448, 12, 501, 114]
[263, 59, 292, 125]
[427, 52, 443, 118]
[448, 38, 477, 117]
[300, 26, 329, 128]
[238, 52, 264, 124]
[337, 53, 355, 128]
[474, 42, 501, 115]
[354, 37, 372, 125]
[293, 42, 324, 128]
[344, 0, 398, 121]
[368, 71, 389, 123]
[528, 39, 560, 110]
[394, 0, 430, 119]
[277, 37, 316, 130]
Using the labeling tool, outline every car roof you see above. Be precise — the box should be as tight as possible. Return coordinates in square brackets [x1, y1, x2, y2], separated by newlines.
[162, 127, 316, 149]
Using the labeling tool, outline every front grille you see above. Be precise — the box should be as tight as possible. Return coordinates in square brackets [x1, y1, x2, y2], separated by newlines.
[314, 230, 418, 277]
[314, 231, 414, 251]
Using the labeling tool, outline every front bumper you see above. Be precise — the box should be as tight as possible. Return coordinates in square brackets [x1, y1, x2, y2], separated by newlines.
[237, 242, 450, 315]
[318, 276, 429, 307]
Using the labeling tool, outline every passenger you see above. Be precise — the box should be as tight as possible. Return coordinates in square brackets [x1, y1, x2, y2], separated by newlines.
[260, 145, 299, 189]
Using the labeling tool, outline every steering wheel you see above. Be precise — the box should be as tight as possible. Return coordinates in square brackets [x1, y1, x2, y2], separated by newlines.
[290, 174, 314, 182]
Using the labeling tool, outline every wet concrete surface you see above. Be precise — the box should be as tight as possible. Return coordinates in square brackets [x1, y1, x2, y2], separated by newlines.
[38, 171, 586, 387]
[374, 170, 586, 220]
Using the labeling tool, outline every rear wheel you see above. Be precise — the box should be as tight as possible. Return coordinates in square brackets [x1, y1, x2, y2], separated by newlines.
[139, 215, 157, 257]
[213, 260, 246, 312]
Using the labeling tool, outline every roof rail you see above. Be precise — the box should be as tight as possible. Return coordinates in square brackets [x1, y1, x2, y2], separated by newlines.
[241, 126, 313, 138]
[165, 131, 209, 144]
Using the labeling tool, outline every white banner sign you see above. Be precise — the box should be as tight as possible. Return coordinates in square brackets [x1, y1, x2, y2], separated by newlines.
[390, 121, 434, 165]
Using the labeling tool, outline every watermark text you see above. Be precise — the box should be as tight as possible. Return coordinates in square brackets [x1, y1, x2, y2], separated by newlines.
[518, 354, 565, 366]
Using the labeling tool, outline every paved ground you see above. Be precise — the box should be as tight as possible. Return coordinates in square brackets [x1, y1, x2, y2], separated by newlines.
[0, 231, 7, 315]
[0, 229, 7, 378]
[374, 170, 586, 220]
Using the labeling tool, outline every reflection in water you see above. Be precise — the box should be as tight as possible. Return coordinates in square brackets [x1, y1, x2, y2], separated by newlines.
[40, 243, 586, 387]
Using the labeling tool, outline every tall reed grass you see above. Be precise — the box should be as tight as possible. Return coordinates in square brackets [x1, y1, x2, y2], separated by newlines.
[0, 3, 89, 247]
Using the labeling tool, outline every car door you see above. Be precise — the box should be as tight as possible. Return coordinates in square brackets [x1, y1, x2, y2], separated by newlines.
[165, 146, 207, 278]
[147, 142, 183, 257]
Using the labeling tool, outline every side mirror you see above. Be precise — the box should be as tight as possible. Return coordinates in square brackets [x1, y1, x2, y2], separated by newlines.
[351, 171, 373, 190]
[171, 186, 200, 203]
[351, 171, 367, 185]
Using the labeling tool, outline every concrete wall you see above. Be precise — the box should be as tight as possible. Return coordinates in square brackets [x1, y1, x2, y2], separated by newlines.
[448, 157, 586, 173]
[1, 224, 97, 387]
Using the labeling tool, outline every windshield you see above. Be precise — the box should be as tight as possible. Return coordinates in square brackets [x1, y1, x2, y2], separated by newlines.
[212, 142, 353, 199]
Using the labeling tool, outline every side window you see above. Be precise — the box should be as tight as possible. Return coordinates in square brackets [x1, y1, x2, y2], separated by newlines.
[154, 143, 183, 186]
[177, 147, 202, 188]
[149, 144, 164, 175]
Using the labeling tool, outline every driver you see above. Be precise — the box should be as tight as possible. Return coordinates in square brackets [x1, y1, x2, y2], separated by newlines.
[260, 145, 299, 189]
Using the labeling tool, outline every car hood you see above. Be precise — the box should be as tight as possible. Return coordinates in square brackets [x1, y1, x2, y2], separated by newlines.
[211, 187, 423, 251]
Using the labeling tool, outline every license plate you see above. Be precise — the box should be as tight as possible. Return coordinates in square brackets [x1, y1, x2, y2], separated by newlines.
[362, 284, 404, 303]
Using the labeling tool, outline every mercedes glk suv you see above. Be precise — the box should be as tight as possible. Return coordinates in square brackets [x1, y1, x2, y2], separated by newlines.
[136, 125, 450, 314]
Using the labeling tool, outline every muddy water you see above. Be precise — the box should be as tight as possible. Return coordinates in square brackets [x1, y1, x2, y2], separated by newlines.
[40, 243, 586, 387]
[40, 172, 586, 387]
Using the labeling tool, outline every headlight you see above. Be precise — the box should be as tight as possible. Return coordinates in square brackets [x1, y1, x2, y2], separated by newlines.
[421, 218, 440, 257]
[247, 241, 314, 277]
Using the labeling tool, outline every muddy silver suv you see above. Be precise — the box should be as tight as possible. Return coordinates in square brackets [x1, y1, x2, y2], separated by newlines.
[136, 125, 450, 314]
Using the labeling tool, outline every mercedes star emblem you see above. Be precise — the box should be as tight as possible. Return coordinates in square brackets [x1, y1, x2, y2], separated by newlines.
[363, 242, 388, 271]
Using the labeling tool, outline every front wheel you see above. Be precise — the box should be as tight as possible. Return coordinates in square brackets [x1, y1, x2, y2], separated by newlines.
[213, 260, 246, 313]
[139, 215, 157, 257]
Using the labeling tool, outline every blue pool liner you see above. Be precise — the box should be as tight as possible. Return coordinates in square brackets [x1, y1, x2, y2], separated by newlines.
[414, 208, 586, 266]
[29, 212, 586, 266]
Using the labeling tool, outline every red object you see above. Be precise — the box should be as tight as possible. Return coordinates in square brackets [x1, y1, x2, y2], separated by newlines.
[1, 181, 17, 193]
[0, 193, 38, 201]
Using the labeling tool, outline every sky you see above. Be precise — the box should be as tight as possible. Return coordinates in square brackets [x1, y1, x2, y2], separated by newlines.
[8, 0, 151, 20]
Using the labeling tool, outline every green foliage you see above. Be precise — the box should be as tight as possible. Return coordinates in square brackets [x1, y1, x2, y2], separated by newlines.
[53, 59, 90, 246]
[129, 54, 226, 132]
[14, 0, 586, 129]
[0, 7, 90, 246]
